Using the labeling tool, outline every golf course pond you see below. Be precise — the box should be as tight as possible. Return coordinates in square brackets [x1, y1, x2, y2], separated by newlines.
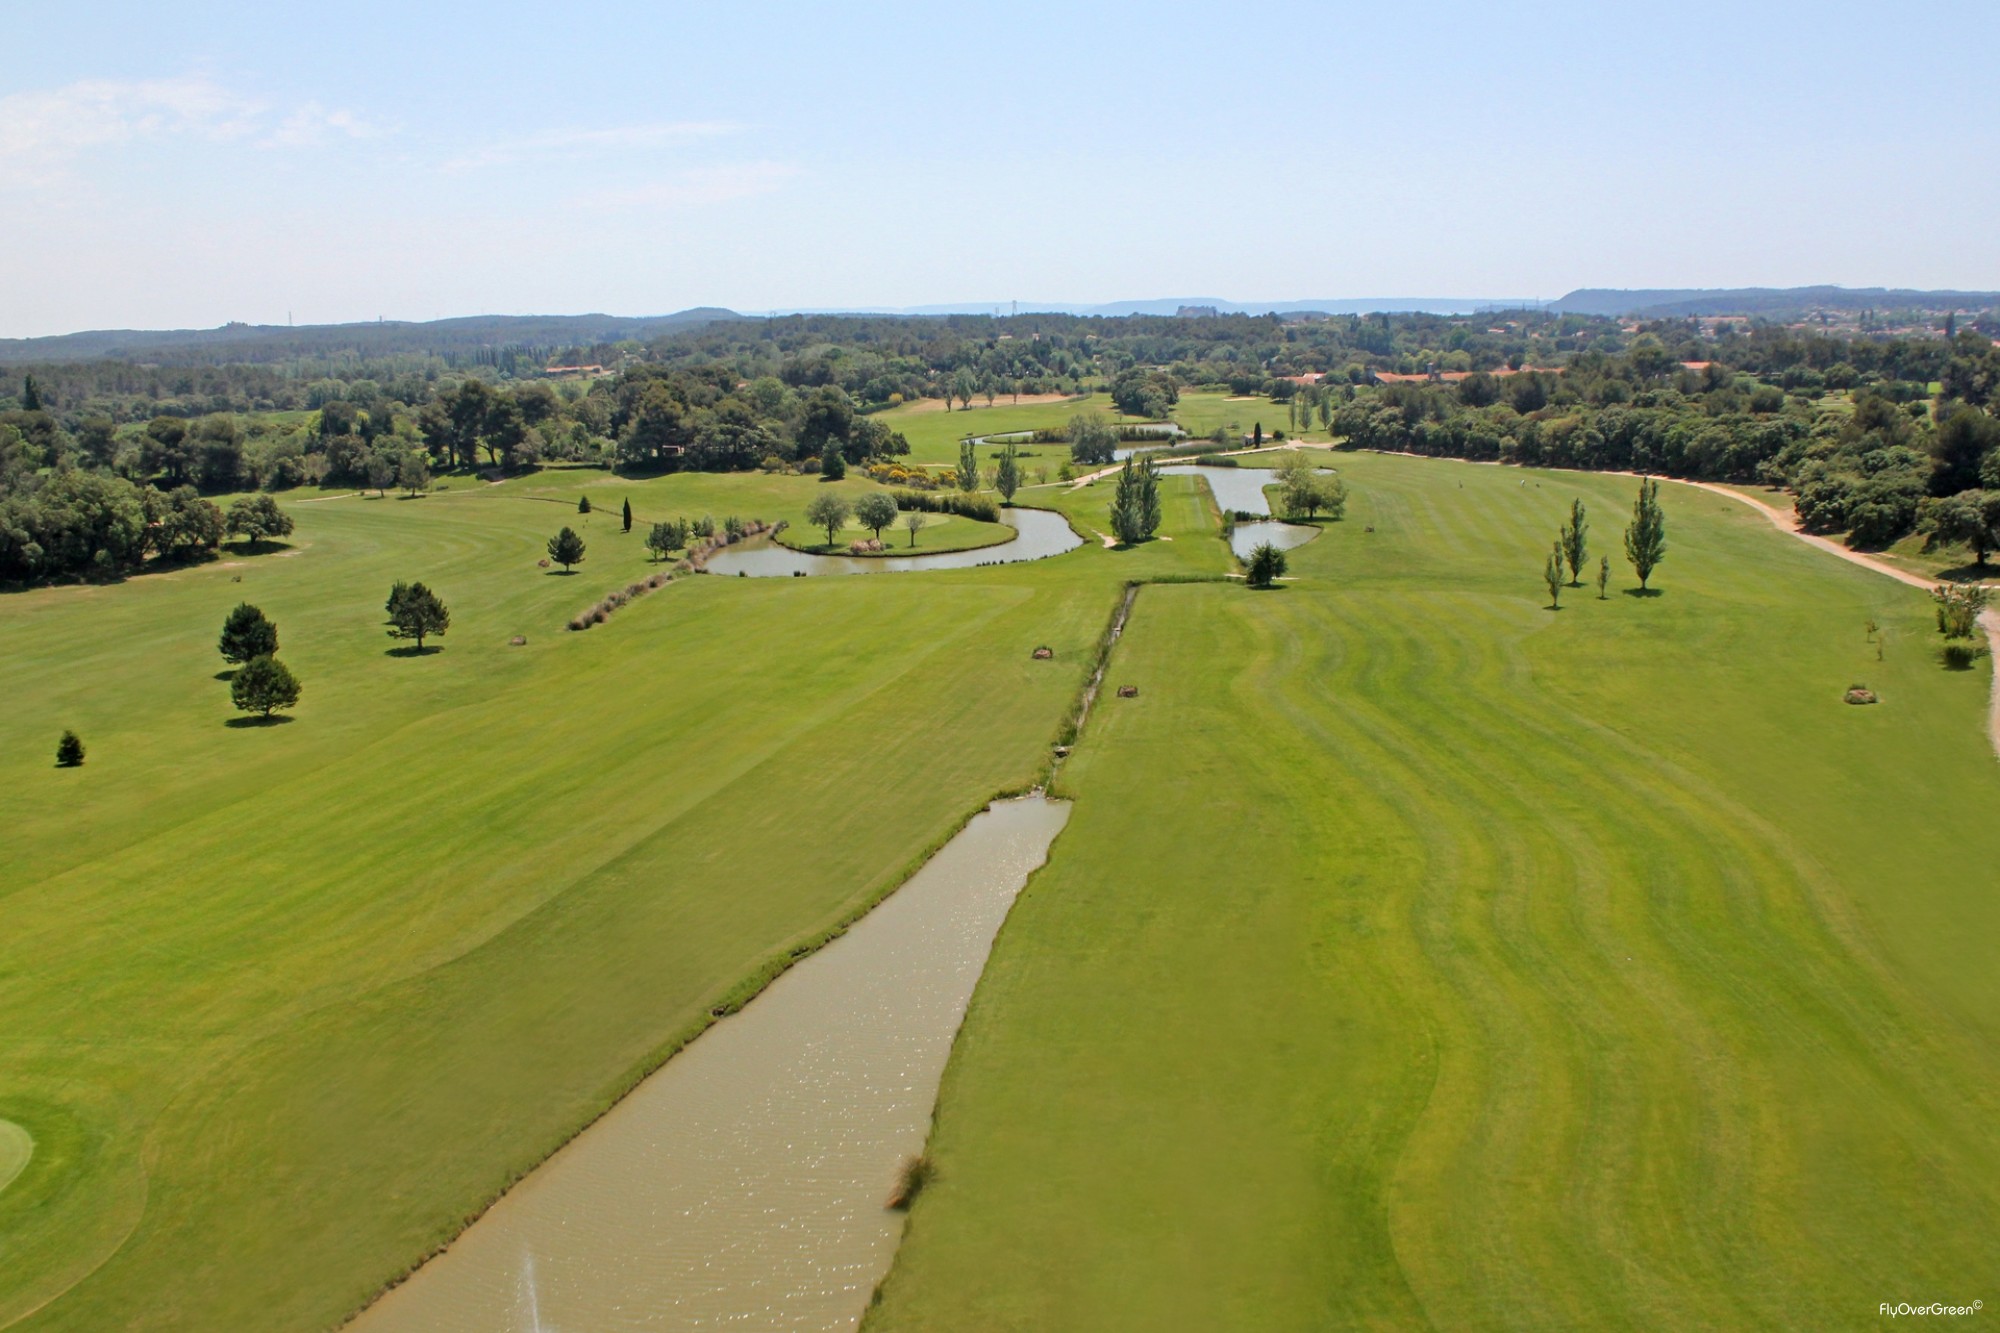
[703, 504, 1082, 576]
[352, 795, 1072, 1333]
[1156, 464, 1324, 559]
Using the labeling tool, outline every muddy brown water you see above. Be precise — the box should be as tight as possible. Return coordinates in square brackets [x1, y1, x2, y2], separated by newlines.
[350, 795, 1070, 1333]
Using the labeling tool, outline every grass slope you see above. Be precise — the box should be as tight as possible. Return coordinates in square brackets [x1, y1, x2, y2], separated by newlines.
[868, 453, 2000, 1329]
[0, 466, 1205, 1329]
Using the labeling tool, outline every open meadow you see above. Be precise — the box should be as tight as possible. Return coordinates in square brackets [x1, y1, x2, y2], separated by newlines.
[3, 448, 1996, 1330]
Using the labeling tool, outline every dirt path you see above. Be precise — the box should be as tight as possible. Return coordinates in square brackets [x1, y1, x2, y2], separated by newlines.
[1688, 480, 2000, 759]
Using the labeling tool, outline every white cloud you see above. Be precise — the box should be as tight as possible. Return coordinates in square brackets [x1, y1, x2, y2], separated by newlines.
[573, 162, 799, 211]
[0, 76, 374, 185]
[443, 121, 739, 172]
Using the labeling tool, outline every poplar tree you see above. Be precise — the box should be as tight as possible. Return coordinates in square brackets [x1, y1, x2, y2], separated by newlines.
[994, 443, 1021, 502]
[1560, 498, 1588, 584]
[1596, 554, 1610, 599]
[1624, 477, 1667, 590]
[956, 439, 980, 491]
[1544, 543, 1565, 608]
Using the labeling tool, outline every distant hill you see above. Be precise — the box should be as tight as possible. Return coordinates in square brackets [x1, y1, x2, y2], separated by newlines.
[0, 308, 743, 366]
[1550, 286, 2000, 319]
[770, 297, 1543, 318]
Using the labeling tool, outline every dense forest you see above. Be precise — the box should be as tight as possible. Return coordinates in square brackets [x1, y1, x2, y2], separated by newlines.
[6, 305, 2000, 582]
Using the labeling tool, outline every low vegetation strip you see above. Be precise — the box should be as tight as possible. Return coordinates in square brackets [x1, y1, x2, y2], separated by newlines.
[868, 452, 2000, 1330]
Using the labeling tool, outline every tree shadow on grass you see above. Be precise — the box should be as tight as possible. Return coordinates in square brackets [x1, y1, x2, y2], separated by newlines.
[384, 644, 440, 658]
[1623, 587, 1666, 598]
[1933, 562, 1996, 584]
[544, 569, 580, 576]
[213, 669, 238, 681]
[224, 714, 296, 728]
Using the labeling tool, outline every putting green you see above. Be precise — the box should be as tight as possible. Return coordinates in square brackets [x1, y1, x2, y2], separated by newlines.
[0, 1121, 31, 1196]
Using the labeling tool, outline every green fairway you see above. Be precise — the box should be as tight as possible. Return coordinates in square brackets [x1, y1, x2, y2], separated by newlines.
[868, 453, 2000, 1329]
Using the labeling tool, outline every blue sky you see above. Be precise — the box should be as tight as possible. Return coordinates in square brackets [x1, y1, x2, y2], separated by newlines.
[3, 0, 1995, 336]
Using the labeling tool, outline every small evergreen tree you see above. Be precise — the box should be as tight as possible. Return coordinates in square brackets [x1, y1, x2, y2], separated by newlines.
[956, 439, 980, 492]
[1624, 476, 1667, 590]
[230, 654, 301, 718]
[218, 602, 278, 666]
[21, 375, 42, 412]
[994, 443, 1021, 502]
[1560, 498, 1588, 584]
[821, 443, 846, 481]
[548, 527, 586, 571]
[387, 582, 450, 650]
[621, 498, 633, 533]
[577, 495, 591, 514]
[56, 729, 84, 767]
[1246, 542, 1287, 588]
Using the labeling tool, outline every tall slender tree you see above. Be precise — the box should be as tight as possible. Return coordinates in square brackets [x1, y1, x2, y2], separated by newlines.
[1544, 543, 1565, 608]
[994, 443, 1021, 502]
[621, 498, 633, 533]
[1560, 498, 1588, 584]
[1624, 477, 1667, 590]
[956, 439, 980, 491]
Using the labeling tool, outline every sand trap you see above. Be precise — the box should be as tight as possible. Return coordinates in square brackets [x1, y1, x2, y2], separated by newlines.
[0, 1121, 32, 1196]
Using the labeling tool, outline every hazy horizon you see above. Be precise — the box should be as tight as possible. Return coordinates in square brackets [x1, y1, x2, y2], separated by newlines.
[5, 0, 1996, 339]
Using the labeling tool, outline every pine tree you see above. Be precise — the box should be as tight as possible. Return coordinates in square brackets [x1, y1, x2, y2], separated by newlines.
[230, 655, 301, 718]
[386, 582, 451, 650]
[548, 527, 586, 572]
[1624, 477, 1667, 590]
[578, 495, 591, 514]
[822, 443, 846, 481]
[1560, 498, 1588, 584]
[218, 602, 278, 666]
[56, 729, 84, 767]
[621, 498, 633, 533]
[21, 375, 41, 412]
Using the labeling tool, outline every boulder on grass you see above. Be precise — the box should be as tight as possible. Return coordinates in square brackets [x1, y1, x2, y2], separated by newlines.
[1032, 646, 1054, 660]
[1845, 686, 1878, 705]
[1116, 685, 1139, 698]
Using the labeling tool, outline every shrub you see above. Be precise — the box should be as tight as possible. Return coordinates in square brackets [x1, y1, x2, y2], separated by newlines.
[891, 489, 1001, 523]
[1246, 542, 1288, 588]
[56, 729, 85, 767]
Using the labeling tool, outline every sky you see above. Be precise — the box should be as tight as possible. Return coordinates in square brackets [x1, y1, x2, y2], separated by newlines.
[3, 0, 1997, 337]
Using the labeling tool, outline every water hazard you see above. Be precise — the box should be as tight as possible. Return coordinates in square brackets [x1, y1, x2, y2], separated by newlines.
[1156, 465, 1324, 559]
[351, 795, 1072, 1333]
[702, 505, 1081, 577]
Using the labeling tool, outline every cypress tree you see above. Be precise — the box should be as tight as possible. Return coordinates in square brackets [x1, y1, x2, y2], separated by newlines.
[621, 498, 633, 533]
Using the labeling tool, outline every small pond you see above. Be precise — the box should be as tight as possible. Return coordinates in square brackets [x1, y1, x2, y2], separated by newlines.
[1157, 465, 1324, 560]
[703, 505, 1081, 577]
